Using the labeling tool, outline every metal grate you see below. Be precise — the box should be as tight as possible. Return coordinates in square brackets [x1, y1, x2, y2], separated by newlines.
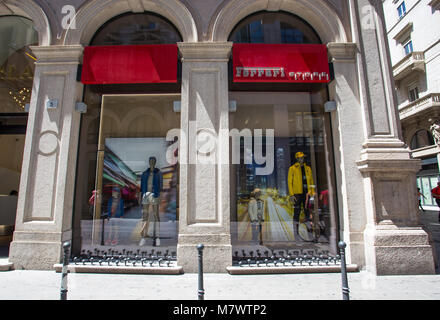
[232, 249, 341, 267]
[71, 248, 177, 268]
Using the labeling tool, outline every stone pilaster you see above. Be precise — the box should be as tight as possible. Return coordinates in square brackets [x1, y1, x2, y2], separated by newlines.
[9, 45, 84, 270]
[176, 42, 232, 273]
[327, 42, 367, 267]
[349, 0, 435, 274]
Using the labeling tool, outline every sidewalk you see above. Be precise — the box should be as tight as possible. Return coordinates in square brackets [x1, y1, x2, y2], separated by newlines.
[0, 268, 439, 300]
[0, 210, 439, 300]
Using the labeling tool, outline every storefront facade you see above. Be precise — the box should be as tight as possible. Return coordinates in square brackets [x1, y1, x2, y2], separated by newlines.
[2, 0, 436, 275]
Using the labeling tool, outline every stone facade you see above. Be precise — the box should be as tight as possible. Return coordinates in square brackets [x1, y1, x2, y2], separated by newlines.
[1, 0, 435, 274]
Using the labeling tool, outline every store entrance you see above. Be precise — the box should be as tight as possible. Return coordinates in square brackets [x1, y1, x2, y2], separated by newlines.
[73, 94, 180, 259]
[229, 91, 338, 262]
[0, 114, 27, 257]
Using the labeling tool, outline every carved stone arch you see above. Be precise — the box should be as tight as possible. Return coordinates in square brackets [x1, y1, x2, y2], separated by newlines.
[408, 127, 435, 150]
[1, 0, 51, 45]
[63, 0, 197, 45]
[99, 109, 123, 136]
[210, 0, 347, 44]
[121, 106, 165, 135]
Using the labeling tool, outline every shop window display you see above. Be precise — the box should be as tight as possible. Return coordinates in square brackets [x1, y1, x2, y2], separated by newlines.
[228, 12, 337, 262]
[0, 16, 37, 246]
[74, 94, 180, 256]
[0, 16, 38, 113]
[72, 13, 182, 258]
[229, 91, 337, 258]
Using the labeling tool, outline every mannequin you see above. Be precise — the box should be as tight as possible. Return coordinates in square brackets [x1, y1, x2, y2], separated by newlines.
[287, 152, 315, 241]
[139, 156, 163, 247]
[247, 188, 265, 245]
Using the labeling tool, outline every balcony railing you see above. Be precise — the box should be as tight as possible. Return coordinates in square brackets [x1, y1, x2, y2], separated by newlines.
[399, 93, 440, 120]
[393, 52, 425, 81]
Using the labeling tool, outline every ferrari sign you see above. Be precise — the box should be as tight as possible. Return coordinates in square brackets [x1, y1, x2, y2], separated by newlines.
[233, 43, 330, 83]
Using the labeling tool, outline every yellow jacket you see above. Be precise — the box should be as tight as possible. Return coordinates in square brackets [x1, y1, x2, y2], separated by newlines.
[288, 162, 315, 195]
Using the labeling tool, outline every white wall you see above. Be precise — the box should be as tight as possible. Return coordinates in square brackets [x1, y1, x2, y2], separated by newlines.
[384, 0, 440, 105]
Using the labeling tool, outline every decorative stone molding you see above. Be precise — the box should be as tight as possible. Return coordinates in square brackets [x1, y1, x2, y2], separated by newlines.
[393, 52, 426, 82]
[411, 145, 439, 159]
[210, 0, 347, 43]
[127, 0, 145, 13]
[30, 45, 84, 64]
[63, 0, 198, 45]
[392, 22, 413, 42]
[1, 0, 51, 45]
[399, 93, 440, 121]
[177, 42, 232, 62]
[266, 0, 284, 12]
[327, 42, 358, 62]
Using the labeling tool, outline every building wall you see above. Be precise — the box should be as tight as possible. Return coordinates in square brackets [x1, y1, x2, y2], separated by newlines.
[384, 0, 440, 211]
[384, 0, 440, 118]
[1, 0, 435, 274]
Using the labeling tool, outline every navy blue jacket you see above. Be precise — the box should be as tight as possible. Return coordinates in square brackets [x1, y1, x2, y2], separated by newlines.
[141, 167, 163, 198]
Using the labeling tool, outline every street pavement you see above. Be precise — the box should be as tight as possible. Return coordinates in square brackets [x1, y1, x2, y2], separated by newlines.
[0, 210, 439, 301]
[0, 268, 440, 300]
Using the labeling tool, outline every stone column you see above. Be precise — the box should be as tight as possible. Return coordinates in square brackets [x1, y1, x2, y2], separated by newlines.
[9, 45, 84, 270]
[349, 0, 435, 274]
[176, 42, 232, 273]
[327, 42, 368, 267]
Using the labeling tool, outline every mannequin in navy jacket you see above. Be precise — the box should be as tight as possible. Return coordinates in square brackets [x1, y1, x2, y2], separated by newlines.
[139, 156, 163, 247]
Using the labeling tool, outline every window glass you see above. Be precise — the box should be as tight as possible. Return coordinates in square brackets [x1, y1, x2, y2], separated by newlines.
[408, 86, 419, 102]
[91, 13, 182, 45]
[229, 12, 321, 44]
[73, 93, 180, 255]
[0, 16, 38, 113]
[428, 176, 439, 205]
[398, 2, 407, 19]
[229, 90, 338, 261]
[421, 176, 433, 206]
[410, 130, 434, 150]
[404, 40, 413, 55]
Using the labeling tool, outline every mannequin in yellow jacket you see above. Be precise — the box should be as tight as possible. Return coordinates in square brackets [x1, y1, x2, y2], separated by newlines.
[288, 152, 315, 239]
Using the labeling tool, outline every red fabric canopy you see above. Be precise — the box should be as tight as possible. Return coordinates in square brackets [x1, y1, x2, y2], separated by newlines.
[233, 43, 330, 83]
[81, 44, 178, 84]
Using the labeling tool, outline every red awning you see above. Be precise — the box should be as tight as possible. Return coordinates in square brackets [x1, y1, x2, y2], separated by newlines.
[81, 44, 178, 85]
[233, 43, 330, 83]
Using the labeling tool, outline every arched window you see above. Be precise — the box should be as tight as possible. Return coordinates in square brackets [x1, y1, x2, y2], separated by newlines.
[410, 130, 435, 150]
[0, 16, 38, 113]
[228, 11, 321, 44]
[90, 13, 182, 46]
